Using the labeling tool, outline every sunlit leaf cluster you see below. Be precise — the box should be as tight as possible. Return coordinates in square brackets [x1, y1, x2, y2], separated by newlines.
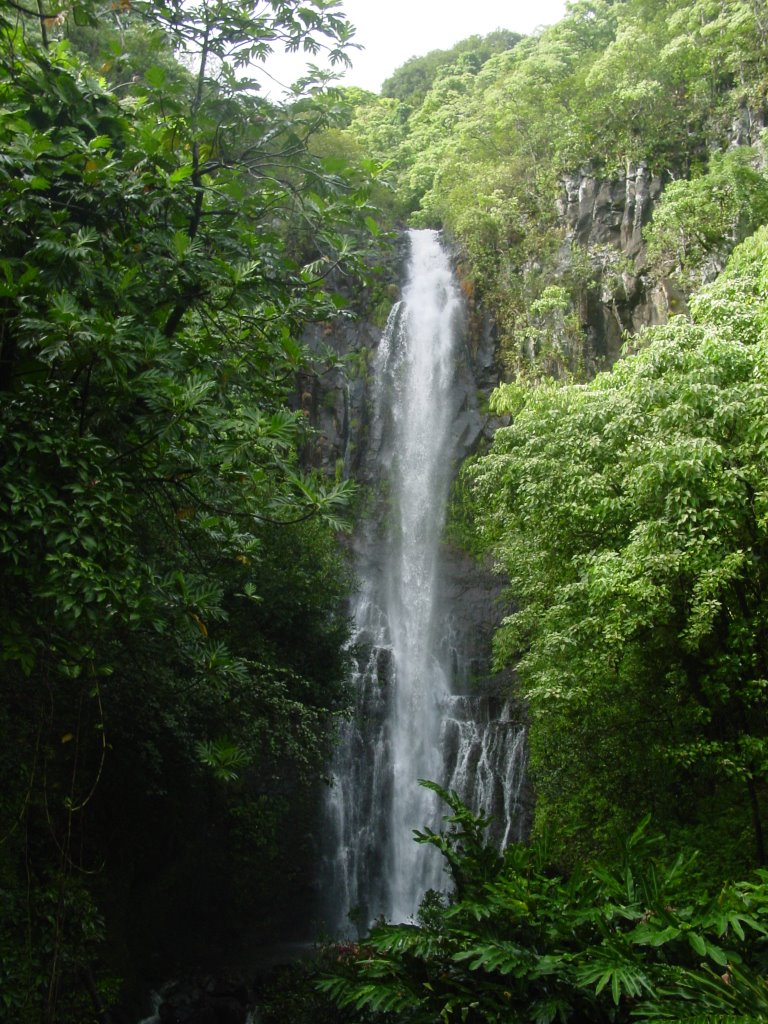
[463, 227, 768, 869]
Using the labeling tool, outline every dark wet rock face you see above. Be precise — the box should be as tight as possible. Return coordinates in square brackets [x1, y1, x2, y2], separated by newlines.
[311, 233, 529, 934]
[559, 162, 662, 256]
[556, 162, 681, 369]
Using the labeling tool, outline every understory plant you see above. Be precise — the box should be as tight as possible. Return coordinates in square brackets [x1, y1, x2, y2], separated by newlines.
[319, 782, 768, 1023]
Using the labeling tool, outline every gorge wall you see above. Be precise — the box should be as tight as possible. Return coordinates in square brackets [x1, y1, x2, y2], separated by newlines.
[302, 157, 692, 471]
[558, 161, 686, 368]
[302, 232, 529, 931]
[298, 161, 694, 926]
[300, 240, 508, 699]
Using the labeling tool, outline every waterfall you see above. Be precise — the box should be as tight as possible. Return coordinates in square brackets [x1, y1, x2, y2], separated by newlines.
[323, 229, 526, 934]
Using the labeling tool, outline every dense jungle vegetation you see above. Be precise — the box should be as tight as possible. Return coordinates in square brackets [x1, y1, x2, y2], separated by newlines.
[0, 0, 381, 1018]
[308, 1, 768, 1022]
[4, 0, 768, 1020]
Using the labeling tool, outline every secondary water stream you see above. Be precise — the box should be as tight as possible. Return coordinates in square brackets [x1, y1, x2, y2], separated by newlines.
[323, 229, 526, 933]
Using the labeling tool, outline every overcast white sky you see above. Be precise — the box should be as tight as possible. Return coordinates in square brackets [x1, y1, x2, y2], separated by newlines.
[257, 0, 568, 96]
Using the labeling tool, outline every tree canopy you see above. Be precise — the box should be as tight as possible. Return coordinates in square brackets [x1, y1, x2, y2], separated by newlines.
[380, 29, 522, 110]
[335, 0, 768, 376]
[461, 226, 768, 873]
[0, 1, 383, 1017]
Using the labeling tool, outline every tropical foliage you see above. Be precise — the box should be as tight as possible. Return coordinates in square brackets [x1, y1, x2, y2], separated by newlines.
[313, 7, 768, 1021]
[321, 784, 768, 1024]
[0, 0, 381, 1017]
[4, 0, 768, 1017]
[333, 0, 768, 376]
[460, 226, 768, 875]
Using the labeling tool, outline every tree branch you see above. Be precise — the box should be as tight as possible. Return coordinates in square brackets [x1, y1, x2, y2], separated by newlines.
[4, 0, 60, 19]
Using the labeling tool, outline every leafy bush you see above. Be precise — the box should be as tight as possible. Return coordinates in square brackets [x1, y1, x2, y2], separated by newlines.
[463, 226, 768, 870]
[320, 784, 768, 1024]
[645, 149, 768, 288]
[0, 0, 375, 1012]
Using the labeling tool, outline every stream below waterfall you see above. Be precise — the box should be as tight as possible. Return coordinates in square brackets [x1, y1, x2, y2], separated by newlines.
[322, 229, 527, 935]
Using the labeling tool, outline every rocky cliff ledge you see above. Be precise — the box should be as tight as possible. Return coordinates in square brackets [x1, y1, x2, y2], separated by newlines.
[558, 162, 687, 369]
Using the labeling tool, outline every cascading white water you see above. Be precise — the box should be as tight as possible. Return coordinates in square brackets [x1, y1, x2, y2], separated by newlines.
[323, 229, 526, 934]
[384, 229, 463, 921]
